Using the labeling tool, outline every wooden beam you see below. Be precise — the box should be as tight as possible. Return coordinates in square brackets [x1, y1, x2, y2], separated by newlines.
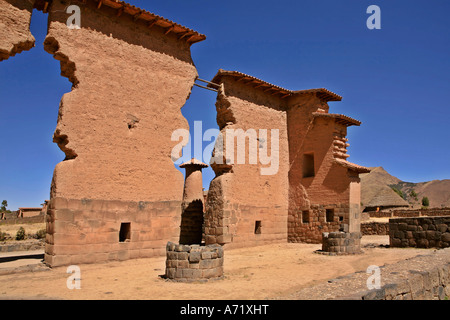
[133, 11, 143, 21]
[97, 0, 103, 9]
[254, 83, 267, 89]
[148, 19, 158, 29]
[165, 25, 174, 35]
[179, 31, 192, 40]
[116, 6, 124, 17]
[186, 35, 197, 43]
[237, 77, 250, 83]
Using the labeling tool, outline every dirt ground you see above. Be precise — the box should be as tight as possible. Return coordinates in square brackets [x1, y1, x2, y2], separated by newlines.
[0, 235, 436, 300]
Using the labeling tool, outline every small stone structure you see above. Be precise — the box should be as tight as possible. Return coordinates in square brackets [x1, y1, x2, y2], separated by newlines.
[165, 242, 224, 282]
[389, 216, 450, 248]
[317, 231, 363, 255]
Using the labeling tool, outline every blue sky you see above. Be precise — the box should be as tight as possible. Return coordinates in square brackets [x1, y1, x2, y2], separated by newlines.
[1, 0, 449, 210]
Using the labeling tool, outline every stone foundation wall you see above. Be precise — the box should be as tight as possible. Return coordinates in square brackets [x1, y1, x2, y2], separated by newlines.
[361, 222, 389, 235]
[165, 242, 224, 282]
[45, 198, 182, 267]
[319, 231, 362, 255]
[389, 216, 450, 248]
[205, 200, 288, 249]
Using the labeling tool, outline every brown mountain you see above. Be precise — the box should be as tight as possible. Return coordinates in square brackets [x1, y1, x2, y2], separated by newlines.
[360, 167, 450, 209]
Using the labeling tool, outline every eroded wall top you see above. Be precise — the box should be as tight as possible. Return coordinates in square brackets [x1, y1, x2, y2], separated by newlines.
[0, 0, 35, 61]
[45, 0, 204, 202]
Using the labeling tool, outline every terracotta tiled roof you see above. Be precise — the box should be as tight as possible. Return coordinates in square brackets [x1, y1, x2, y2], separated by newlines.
[210, 69, 342, 101]
[179, 158, 209, 168]
[334, 159, 371, 174]
[34, 0, 206, 45]
[312, 112, 361, 126]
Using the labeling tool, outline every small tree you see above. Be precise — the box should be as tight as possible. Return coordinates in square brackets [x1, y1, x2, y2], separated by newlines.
[422, 196, 430, 207]
[1, 200, 7, 212]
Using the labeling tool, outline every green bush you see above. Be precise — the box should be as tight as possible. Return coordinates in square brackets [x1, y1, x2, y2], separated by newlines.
[422, 196, 430, 207]
[36, 229, 46, 239]
[15, 227, 26, 241]
[0, 230, 8, 241]
[391, 187, 405, 199]
[409, 190, 418, 201]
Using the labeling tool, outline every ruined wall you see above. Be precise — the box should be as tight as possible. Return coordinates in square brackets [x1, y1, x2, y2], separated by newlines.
[44, 0, 199, 266]
[0, 0, 35, 61]
[287, 95, 357, 243]
[205, 77, 289, 248]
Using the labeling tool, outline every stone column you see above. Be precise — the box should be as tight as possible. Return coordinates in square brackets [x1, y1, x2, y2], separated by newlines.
[179, 159, 208, 245]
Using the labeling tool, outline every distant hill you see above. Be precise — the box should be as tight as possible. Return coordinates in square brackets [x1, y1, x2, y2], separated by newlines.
[360, 167, 450, 209]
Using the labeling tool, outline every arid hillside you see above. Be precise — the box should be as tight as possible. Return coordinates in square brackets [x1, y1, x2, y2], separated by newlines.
[360, 167, 450, 209]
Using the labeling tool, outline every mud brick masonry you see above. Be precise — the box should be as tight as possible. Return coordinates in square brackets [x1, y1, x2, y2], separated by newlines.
[205, 70, 370, 249]
[1, 0, 370, 266]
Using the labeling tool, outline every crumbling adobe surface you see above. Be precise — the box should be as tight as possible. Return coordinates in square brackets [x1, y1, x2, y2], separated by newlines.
[205, 76, 290, 248]
[44, 0, 201, 266]
[0, 0, 35, 61]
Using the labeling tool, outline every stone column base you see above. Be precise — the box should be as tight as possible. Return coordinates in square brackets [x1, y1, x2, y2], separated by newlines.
[165, 242, 224, 282]
[315, 231, 363, 256]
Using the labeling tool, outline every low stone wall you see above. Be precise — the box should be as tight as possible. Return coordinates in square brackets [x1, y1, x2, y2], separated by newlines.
[165, 242, 224, 282]
[0, 215, 45, 226]
[389, 216, 450, 248]
[392, 208, 450, 218]
[367, 211, 393, 218]
[0, 240, 45, 253]
[317, 232, 362, 255]
[282, 248, 450, 300]
[361, 222, 389, 235]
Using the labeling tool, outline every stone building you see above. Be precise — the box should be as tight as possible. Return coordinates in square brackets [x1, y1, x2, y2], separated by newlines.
[1, 0, 369, 266]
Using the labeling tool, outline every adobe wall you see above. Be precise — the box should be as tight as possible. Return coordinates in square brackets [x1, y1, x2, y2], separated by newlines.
[389, 216, 450, 249]
[0, 0, 35, 61]
[205, 78, 289, 248]
[286, 95, 359, 243]
[44, 0, 199, 266]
